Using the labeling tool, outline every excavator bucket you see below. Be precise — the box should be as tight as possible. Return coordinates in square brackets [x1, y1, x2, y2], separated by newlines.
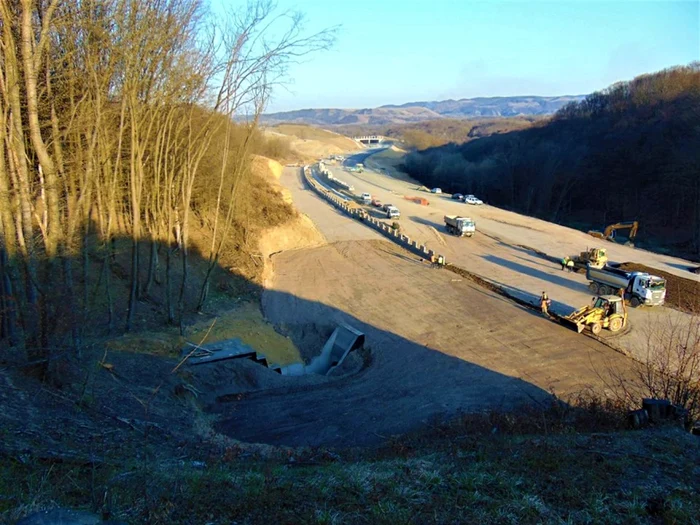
[559, 316, 586, 333]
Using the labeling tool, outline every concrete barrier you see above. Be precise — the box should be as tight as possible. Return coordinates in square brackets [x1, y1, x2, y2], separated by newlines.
[301, 165, 444, 263]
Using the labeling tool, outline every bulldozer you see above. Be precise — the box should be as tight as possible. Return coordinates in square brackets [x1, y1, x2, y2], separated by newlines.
[569, 247, 608, 270]
[588, 221, 638, 246]
[560, 295, 627, 335]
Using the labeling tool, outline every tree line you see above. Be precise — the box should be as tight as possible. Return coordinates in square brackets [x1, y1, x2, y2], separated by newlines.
[0, 0, 332, 374]
[402, 63, 700, 257]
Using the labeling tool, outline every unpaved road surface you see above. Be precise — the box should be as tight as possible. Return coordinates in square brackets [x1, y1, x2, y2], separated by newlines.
[215, 154, 694, 448]
[315, 153, 699, 361]
[216, 240, 632, 447]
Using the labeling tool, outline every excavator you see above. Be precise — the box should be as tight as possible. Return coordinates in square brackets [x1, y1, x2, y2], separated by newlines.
[588, 221, 638, 246]
[559, 295, 628, 335]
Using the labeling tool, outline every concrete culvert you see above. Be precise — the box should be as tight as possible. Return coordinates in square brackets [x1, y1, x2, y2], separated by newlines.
[281, 323, 365, 376]
[276, 322, 336, 361]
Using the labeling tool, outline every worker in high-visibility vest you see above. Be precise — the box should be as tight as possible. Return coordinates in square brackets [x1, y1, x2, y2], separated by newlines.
[540, 291, 551, 316]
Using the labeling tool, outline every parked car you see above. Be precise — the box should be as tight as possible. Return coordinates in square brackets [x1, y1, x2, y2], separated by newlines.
[431, 188, 442, 194]
[371, 198, 382, 207]
[382, 203, 394, 211]
[360, 192, 372, 204]
[452, 193, 464, 200]
[464, 195, 484, 205]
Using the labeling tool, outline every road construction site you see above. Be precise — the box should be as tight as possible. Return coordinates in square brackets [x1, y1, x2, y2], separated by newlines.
[216, 239, 633, 447]
[304, 150, 700, 362]
[211, 147, 696, 448]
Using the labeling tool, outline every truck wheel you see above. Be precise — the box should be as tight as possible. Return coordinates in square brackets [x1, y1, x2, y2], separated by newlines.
[591, 322, 602, 336]
[588, 282, 599, 294]
[630, 297, 641, 308]
[467, 233, 473, 237]
[599, 285, 610, 295]
[609, 318, 623, 332]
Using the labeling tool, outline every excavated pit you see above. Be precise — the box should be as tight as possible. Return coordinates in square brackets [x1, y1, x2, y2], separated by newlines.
[184, 322, 366, 411]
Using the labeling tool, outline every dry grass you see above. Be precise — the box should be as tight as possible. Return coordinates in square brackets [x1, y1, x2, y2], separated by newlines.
[3, 425, 697, 524]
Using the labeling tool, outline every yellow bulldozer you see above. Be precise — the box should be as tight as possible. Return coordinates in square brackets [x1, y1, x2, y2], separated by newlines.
[560, 295, 627, 335]
[588, 221, 638, 246]
[569, 247, 608, 270]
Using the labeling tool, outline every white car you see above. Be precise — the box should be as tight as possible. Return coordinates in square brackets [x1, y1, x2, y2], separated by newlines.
[464, 195, 483, 205]
[431, 188, 442, 194]
[360, 192, 372, 204]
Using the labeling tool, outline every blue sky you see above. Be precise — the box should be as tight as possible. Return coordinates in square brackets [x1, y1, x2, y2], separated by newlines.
[215, 1, 699, 112]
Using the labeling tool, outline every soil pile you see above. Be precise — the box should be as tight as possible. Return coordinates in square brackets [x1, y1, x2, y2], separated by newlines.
[619, 262, 700, 312]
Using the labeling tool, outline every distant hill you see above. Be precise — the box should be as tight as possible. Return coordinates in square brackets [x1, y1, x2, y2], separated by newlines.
[400, 63, 700, 258]
[262, 96, 585, 126]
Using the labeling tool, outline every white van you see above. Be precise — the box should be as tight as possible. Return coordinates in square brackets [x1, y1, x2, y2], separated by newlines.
[360, 192, 372, 204]
[386, 206, 400, 219]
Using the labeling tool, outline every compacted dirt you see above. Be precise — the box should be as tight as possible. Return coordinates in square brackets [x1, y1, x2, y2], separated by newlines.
[214, 240, 633, 448]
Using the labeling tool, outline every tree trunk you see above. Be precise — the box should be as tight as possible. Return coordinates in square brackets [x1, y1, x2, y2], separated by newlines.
[143, 238, 158, 298]
[126, 239, 139, 332]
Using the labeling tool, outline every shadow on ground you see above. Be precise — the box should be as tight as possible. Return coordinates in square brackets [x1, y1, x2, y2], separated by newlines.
[211, 285, 554, 448]
[482, 254, 589, 293]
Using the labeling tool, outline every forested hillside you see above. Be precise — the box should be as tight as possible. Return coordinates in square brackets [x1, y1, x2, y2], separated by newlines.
[0, 0, 330, 375]
[403, 64, 700, 257]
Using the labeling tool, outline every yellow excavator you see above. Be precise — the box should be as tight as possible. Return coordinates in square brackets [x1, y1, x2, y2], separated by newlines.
[560, 295, 628, 335]
[588, 221, 638, 246]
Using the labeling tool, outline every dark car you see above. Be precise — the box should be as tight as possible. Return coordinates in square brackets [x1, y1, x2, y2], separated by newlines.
[452, 193, 464, 200]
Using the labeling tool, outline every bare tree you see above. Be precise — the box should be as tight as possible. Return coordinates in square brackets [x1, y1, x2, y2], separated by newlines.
[605, 312, 700, 422]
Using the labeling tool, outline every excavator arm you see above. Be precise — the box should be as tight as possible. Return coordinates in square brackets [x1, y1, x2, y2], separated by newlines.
[602, 221, 639, 240]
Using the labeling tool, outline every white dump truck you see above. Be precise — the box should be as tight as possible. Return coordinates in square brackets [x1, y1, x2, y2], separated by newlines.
[586, 265, 666, 307]
[444, 215, 476, 237]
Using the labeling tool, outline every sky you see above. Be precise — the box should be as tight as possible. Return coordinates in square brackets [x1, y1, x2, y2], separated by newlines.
[213, 0, 700, 112]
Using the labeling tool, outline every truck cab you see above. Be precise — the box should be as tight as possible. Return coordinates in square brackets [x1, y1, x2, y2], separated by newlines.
[386, 206, 400, 219]
[630, 274, 666, 307]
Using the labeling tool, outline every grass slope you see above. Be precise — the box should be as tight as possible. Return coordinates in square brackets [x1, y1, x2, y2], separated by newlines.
[3, 427, 697, 524]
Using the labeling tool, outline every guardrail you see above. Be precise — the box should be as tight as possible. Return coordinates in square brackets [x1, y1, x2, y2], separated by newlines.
[302, 165, 445, 263]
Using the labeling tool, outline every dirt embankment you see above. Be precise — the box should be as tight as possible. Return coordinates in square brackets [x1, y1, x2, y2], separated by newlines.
[264, 124, 361, 162]
[252, 157, 326, 287]
[619, 262, 700, 312]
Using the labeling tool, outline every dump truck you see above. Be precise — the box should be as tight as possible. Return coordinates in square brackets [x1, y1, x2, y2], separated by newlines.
[586, 265, 666, 307]
[570, 247, 608, 270]
[444, 215, 475, 237]
[560, 295, 627, 335]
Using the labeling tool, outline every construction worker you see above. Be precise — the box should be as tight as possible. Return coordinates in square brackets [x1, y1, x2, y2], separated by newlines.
[566, 258, 575, 272]
[561, 257, 568, 271]
[540, 291, 551, 317]
[430, 254, 446, 269]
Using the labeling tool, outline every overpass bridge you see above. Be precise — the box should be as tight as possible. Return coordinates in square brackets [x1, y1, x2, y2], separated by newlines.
[353, 135, 385, 145]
